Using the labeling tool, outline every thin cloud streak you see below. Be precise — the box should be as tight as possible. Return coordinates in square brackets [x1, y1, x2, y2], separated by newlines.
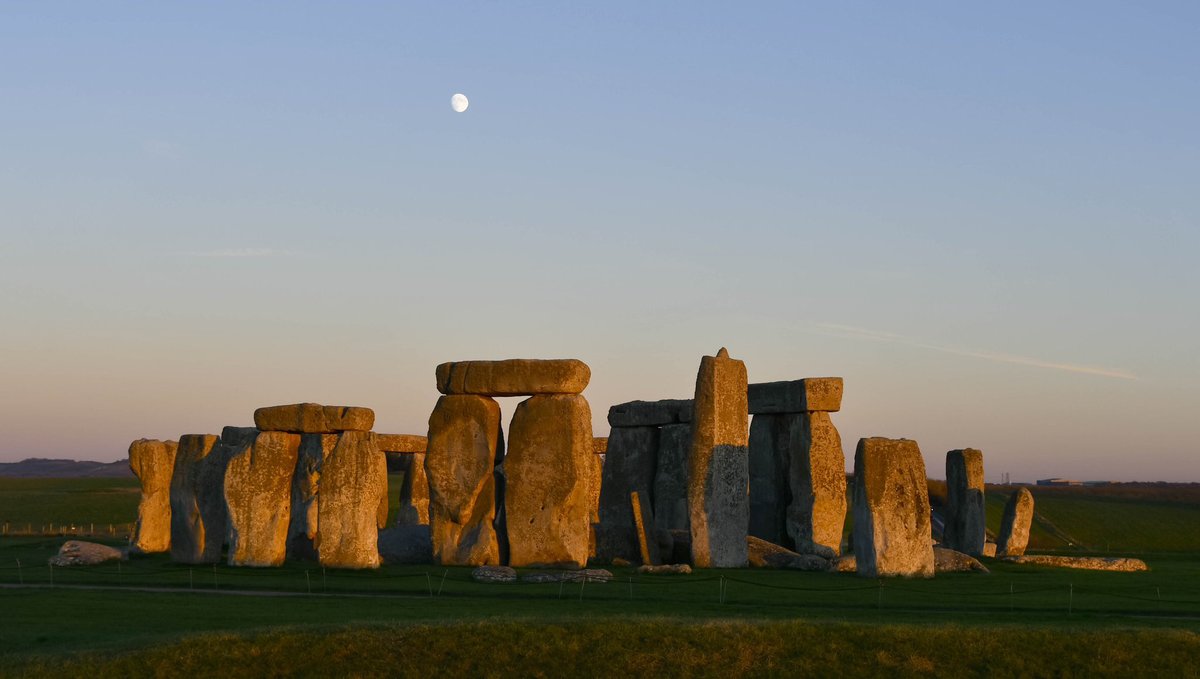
[815, 322, 1138, 380]
[185, 248, 302, 258]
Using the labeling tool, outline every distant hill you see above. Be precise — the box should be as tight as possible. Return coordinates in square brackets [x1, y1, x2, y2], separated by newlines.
[0, 458, 132, 478]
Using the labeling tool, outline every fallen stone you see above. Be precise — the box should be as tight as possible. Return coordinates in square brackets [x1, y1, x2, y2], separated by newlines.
[747, 377, 843, 414]
[471, 565, 518, 583]
[170, 434, 226, 564]
[933, 546, 990, 573]
[505, 394, 593, 568]
[49, 540, 125, 567]
[377, 525, 433, 565]
[224, 431, 300, 567]
[652, 423, 691, 535]
[607, 399, 693, 428]
[129, 438, 178, 554]
[253, 403, 374, 434]
[596, 426, 659, 562]
[287, 434, 337, 560]
[630, 491, 660, 566]
[688, 348, 749, 568]
[943, 448, 986, 557]
[426, 395, 503, 566]
[611, 557, 632, 567]
[828, 554, 857, 573]
[983, 542, 997, 558]
[748, 414, 791, 547]
[395, 453, 430, 526]
[786, 412, 846, 559]
[997, 487, 1035, 557]
[436, 358, 590, 396]
[521, 569, 613, 584]
[637, 563, 693, 575]
[747, 536, 830, 571]
[851, 437, 935, 578]
[1003, 555, 1148, 572]
[316, 431, 387, 569]
[376, 433, 427, 454]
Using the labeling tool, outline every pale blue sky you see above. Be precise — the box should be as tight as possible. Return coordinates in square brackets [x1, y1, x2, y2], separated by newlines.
[1, 3, 1197, 480]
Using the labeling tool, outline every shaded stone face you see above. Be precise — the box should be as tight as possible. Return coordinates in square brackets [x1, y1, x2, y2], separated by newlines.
[653, 423, 691, 535]
[851, 437, 934, 578]
[395, 453, 430, 526]
[505, 394, 594, 568]
[253, 403, 375, 434]
[748, 414, 792, 547]
[287, 434, 337, 560]
[943, 448, 986, 557]
[425, 395, 503, 566]
[747, 378, 843, 415]
[315, 431, 387, 569]
[688, 348, 750, 568]
[129, 438, 178, 554]
[224, 431, 300, 567]
[787, 412, 846, 558]
[170, 434, 224, 564]
[376, 433, 427, 454]
[997, 487, 1034, 557]
[607, 399, 694, 428]
[595, 426, 659, 562]
[630, 491, 660, 566]
[435, 359, 590, 396]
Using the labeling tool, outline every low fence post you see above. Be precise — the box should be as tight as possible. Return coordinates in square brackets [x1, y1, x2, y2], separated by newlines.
[16, 559, 22, 585]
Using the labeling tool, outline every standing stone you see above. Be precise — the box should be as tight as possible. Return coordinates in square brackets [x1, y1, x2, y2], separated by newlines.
[170, 434, 225, 564]
[688, 348, 750, 568]
[997, 487, 1035, 557]
[653, 423, 691, 534]
[395, 453, 430, 526]
[851, 437, 935, 578]
[425, 395, 502, 566]
[944, 448, 986, 557]
[596, 426, 659, 561]
[787, 412, 846, 558]
[224, 431, 300, 567]
[748, 414, 791, 547]
[316, 431, 387, 569]
[505, 394, 593, 568]
[436, 358, 591, 396]
[253, 403, 374, 433]
[630, 491, 660, 566]
[128, 439, 178, 554]
[287, 434, 336, 560]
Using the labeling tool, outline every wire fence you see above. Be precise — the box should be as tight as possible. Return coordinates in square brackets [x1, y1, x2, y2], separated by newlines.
[1, 522, 134, 539]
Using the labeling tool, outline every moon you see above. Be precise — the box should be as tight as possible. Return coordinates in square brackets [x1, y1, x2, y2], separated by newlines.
[451, 93, 469, 113]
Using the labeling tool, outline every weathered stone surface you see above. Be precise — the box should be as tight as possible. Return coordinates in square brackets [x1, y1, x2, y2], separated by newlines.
[49, 540, 125, 567]
[851, 437, 935, 578]
[748, 414, 791, 547]
[287, 434, 336, 560]
[592, 437, 608, 454]
[688, 348, 750, 568]
[436, 358, 590, 396]
[170, 434, 226, 564]
[747, 377, 843, 414]
[997, 487, 1034, 557]
[395, 453, 430, 526]
[607, 399, 693, 427]
[376, 433, 427, 454]
[637, 563, 692, 575]
[943, 448, 986, 556]
[787, 412, 847, 558]
[596, 426, 659, 562]
[747, 536, 830, 571]
[315, 431, 387, 569]
[472, 565, 517, 583]
[426, 395, 502, 566]
[521, 569, 613, 583]
[129, 439, 178, 554]
[652, 423, 691, 535]
[377, 525, 432, 564]
[828, 554, 857, 573]
[505, 394, 593, 568]
[224, 431, 300, 567]
[1003, 555, 1148, 572]
[630, 491, 660, 566]
[253, 403, 374, 434]
[983, 541, 997, 558]
[933, 546, 990, 573]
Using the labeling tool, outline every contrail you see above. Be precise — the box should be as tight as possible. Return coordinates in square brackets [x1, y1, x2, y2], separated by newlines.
[814, 322, 1137, 380]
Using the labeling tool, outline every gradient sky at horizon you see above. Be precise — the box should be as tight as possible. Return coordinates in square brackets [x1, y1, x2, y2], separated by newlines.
[1, 3, 1197, 481]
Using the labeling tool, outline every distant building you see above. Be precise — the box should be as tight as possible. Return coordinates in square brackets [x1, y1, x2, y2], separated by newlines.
[1036, 478, 1084, 487]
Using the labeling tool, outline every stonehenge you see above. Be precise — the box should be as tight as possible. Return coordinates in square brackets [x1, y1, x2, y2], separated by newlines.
[170, 434, 225, 564]
[997, 487, 1035, 557]
[314, 431, 388, 569]
[128, 438, 178, 554]
[224, 430, 300, 567]
[943, 448, 986, 556]
[851, 437, 935, 578]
